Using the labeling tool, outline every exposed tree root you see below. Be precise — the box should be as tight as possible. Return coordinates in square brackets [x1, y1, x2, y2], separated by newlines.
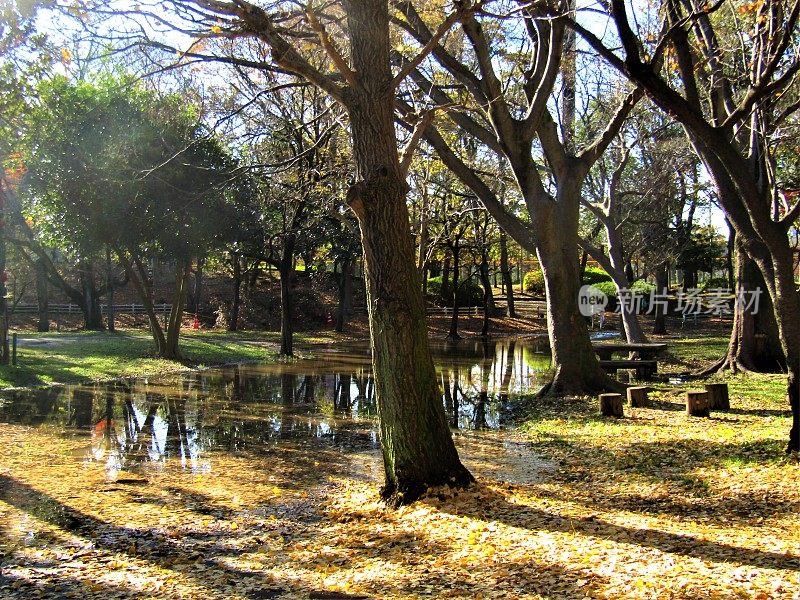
[380, 466, 475, 508]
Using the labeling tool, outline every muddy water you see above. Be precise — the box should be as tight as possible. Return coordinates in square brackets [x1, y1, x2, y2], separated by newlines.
[0, 337, 552, 480]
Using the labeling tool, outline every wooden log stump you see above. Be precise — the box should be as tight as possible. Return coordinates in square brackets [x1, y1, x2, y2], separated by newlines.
[627, 386, 649, 408]
[599, 393, 624, 417]
[705, 383, 730, 410]
[686, 390, 710, 417]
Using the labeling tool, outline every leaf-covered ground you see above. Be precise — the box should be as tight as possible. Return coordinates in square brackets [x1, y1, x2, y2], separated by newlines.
[1, 372, 798, 599]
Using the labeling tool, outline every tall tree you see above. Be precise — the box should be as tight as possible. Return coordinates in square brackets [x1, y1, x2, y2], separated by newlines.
[23, 74, 240, 358]
[110, 0, 474, 503]
[393, 1, 636, 394]
[575, 0, 800, 450]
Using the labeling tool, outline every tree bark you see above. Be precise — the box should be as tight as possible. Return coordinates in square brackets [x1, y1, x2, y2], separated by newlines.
[163, 259, 190, 360]
[536, 184, 617, 395]
[278, 233, 296, 356]
[116, 247, 167, 357]
[79, 260, 104, 331]
[35, 257, 50, 333]
[228, 253, 241, 332]
[716, 239, 784, 373]
[499, 231, 516, 317]
[345, 0, 472, 504]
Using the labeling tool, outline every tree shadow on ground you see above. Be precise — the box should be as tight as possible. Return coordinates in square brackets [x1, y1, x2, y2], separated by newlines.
[526, 435, 793, 526]
[0, 472, 613, 599]
[0, 474, 307, 599]
[434, 482, 798, 573]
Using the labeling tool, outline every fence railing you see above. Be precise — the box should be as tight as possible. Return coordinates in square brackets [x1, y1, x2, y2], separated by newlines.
[11, 303, 173, 315]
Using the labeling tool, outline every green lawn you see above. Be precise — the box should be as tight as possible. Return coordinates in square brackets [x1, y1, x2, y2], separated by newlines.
[0, 330, 282, 388]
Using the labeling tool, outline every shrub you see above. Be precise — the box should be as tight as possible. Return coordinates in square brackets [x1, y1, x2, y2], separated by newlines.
[701, 276, 730, 291]
[427, 275, 484, 307]
[591, 280, 618, 298]
[582, 266, 613, 286]
[523, 269, 546, 295]
[630, 279, 656, 295]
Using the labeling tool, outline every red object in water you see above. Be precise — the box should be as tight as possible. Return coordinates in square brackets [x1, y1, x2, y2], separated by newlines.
[192, 315, 200, 329]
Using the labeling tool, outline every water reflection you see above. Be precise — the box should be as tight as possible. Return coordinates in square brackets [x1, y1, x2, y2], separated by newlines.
[0, 337, 551, 477]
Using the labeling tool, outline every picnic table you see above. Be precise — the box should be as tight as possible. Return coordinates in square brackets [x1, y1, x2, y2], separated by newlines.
[592, 342, 668, 380]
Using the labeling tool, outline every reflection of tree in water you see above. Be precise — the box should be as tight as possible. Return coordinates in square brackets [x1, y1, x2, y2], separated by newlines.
[0, 386, 64, 427]
[437, 339, 537, 429]
[0, 340, 554, 472]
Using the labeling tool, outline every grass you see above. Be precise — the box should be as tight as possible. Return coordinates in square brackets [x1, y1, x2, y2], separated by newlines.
[0, 330, 282, 389]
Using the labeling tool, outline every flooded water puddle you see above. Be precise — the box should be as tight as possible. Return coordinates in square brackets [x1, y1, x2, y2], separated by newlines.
[0, 338, 561, 599]
[0, 337, 553, 483]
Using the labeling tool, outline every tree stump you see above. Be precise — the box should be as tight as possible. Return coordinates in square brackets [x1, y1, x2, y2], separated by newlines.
[627, 386, 649, 408]
[705, 383, 730, 410]
[599, 393, 624, 417]
[686, 390, 710, 417]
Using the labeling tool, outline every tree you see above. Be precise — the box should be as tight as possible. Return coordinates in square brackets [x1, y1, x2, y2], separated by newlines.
[23, 74, 240, 358]
[574, 0, 800, 450]
[109, 0, 473, 503]
[1, 0, 54, 358]
[393, 1, 636, 394]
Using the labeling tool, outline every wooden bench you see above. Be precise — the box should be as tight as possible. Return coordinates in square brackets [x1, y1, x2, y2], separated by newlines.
[599, 359, 658, 380]
[592, 342, 667, 361]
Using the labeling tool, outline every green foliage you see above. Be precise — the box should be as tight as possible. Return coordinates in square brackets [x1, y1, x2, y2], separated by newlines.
[701, 276, 730, 291]
[630, 279, 656, 295]
[523, 269, 545, 295]
[591, 280, 618, 298]
[22, 74, 242, 260]
[427, 275, 483, 307]
[582, 266, 613, 286]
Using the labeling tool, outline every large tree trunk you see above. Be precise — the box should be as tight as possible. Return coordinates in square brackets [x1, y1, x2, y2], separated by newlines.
[763, 245, 800, 452]
[35, 257, 50, 333]
[535, 187, 616, 395]
[707, 239, 784, 374]
[345, 0, 472, 505]
[499, 231, 516, 317]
